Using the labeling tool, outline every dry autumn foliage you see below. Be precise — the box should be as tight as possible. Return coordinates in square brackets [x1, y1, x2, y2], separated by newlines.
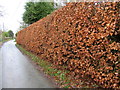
[17, 2, 120, 88]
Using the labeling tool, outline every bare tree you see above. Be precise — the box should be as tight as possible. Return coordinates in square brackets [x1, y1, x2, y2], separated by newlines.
[0, 5, 3, 16]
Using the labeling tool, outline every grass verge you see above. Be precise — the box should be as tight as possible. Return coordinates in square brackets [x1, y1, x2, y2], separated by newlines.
[2, 38, 13, 43]
[16, 44, 72, 88]
[0, 38, 13, 47]
[16, 44, 100, 88]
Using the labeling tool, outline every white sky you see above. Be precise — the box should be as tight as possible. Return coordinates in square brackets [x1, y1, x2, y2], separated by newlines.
[0, 0, 28, 34]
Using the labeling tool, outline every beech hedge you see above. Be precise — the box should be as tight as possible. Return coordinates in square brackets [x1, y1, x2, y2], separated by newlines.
[17, 2, 120, 88]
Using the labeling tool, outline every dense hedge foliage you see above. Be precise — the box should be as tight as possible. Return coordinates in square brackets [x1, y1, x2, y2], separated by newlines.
[17, 2, 120, 88]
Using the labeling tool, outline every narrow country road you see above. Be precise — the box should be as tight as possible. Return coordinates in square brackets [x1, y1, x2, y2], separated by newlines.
[1, 40, 56, 88]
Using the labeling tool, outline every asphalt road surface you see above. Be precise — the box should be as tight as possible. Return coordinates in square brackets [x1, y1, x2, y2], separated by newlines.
[1, 40, 55, 88]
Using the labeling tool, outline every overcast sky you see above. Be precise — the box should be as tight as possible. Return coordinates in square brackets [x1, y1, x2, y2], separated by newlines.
[0, 0, 28, 34]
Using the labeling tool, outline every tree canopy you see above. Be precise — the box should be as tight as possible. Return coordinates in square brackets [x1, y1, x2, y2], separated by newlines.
[23, 2, 55, 25]
[8, 30, 14, 38]
[2, 32, 9, 37]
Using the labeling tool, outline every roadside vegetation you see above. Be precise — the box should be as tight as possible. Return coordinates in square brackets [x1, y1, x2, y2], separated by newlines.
[18, 2, 55, 31]
[16, 1, 117, 88]
[0, 30, 14, 46]
[16, 44, 100, 88]
[23, 2, 55, 25]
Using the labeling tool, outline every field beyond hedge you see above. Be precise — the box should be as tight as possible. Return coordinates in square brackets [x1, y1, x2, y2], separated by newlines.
[17, 2, 120, 88]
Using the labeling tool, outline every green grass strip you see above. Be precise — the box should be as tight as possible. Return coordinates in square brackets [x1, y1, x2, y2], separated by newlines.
[16, 44, 71, 88]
